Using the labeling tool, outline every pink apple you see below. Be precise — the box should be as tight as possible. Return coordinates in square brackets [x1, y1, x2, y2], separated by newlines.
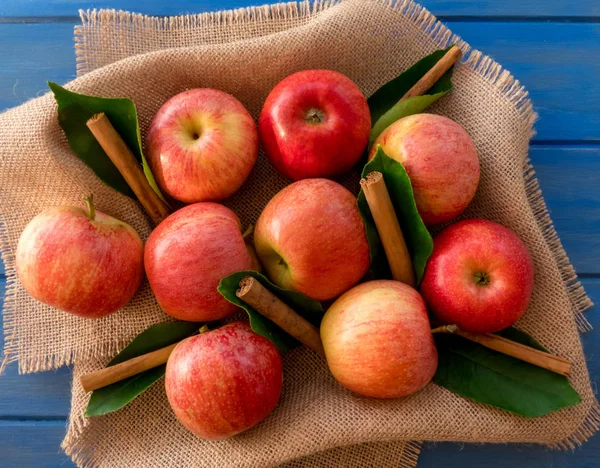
[420, 219, 534, 334]
[369, 113, 480, 225]
[145, 203, 254, 322]
[146, 88, 258, 203]
[16, 196, 143, 318]
[254, 178, 370, 301]
[321, 280, 438, 398]
[166, 321, 283, 440]
[259, 70, 371, 180]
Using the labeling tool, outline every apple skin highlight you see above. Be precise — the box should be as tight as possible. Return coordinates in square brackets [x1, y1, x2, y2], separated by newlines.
[369, 113, 480, 225]
[254, 178, 370, 301]
[146, 88, 258, 203]
[321, 280, 438, 398]
[16, 205, 144, 318]
[145, 203, 254, 322]
[166, 321, 283, 440]
[259, 69, 371, 181]
[421, 219, 534, 334]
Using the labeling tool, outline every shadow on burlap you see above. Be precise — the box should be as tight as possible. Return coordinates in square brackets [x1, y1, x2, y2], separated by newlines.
[0, 1, 596, 466]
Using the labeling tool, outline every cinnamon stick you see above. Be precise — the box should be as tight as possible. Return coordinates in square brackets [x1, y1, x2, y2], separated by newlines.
[360, 172, 416, 287]
[433, 325, 571, 376]
[362, 47, 462, 284]
[401, 45, 462, 101]
[79, 342, 178, 393]
[86, 113, 170, 224]
[80, 276, 326, 392]
[236, 276, 325, 356]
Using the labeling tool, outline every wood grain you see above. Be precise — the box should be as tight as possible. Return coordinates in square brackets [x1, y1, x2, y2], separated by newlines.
[529, 146, 600, 274]
[0, 1, 599, 466]
[0, 422, 73, 467]
[0, 0, 598, 18]
[2, 277, 599, 467]
[1, 23, 599, 141]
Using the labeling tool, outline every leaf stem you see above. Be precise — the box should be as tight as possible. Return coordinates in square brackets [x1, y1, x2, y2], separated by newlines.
[82, 194, 96, 221]
[431, 324, 458, 334]
[242, 224, 254, 240]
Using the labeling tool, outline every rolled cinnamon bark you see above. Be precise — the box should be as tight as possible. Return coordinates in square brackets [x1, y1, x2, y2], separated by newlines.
[432, 325, 571, 376]
[236, 276, 325, 356]
[401, 45, 462, 101]
[360, 171, 416, 287]
[79, 343, 177, 393]
[86, 113, 170, 224]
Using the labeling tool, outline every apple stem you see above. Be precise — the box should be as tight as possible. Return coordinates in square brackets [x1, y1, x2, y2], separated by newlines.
[242, 224, 254, 240]
[198, 325, 210, 334]
[474, 272, 491, 286]
[82, 194, 96, 221]
[431, 324, 458, 334]
[305, 108, 324, 125]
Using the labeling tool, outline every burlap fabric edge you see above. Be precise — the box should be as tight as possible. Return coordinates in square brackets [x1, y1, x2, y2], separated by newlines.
[76, 0, 592, 330]
[1, 0, 592, 374]
[67, 0, 597, 450]
[0, 1, 595, 466]
[80, 0, 595, 329]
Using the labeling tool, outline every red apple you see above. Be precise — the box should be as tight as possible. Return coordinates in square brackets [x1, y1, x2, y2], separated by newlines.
[145, 203, 254, 322]
[15, 196, 143, 318]
[259, 70, 371, 180]
[166, 321, 283, 440]
[369, 113, 480, 225]
[421, 219, 534, 334]
[146, 88, 258, 203]
[254, 178, 370, 301]
[321, 280, 438, 398]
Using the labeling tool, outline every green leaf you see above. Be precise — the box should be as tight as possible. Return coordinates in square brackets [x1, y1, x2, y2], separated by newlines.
[434, 327, 581, 418]
[85, 321, 202, 417]
[48, 82, 166, 202]
[357, 146, 433, 283]
[368, 47, 454, 147]
[218, 270, 324, 353]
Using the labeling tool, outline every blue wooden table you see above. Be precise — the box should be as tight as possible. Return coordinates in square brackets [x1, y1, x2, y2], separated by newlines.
[1, 1, 599, 466]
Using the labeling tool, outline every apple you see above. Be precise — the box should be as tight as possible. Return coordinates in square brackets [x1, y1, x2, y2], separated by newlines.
[145, 202, 254, 322]
[15, 196, 143, 318]
[369, 113, 480, 225]
[320, 280, 438, 398]
[259, 69, 371, 180]
[254, 178, 370, 301]
[166, 321, 283, 440]
[420, 219, 534, 334]
[146, 88, 258, 203]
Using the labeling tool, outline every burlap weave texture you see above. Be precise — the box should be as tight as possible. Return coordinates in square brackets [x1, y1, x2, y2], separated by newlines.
[0, 1, 596, 466]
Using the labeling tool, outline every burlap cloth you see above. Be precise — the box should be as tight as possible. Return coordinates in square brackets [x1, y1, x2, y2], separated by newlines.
[0, 0, 596, 466]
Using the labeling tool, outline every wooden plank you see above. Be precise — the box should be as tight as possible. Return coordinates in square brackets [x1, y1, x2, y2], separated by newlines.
[448, 21, 600, 142]
[0, 366, 72, 419]
[420, 435, 600, 467]
[0, 22, 598, 141]
[0, 0, 598, 18]
[0, 419, 597, 468]
[421, 0, 600, 17]
[0, 278, 598, 466]
[530, 146, 600, 274]
[0, 279, 72, 418]
[0, 422, 73, 468]
[0, 23, 76, 111]
[0, 418, 597, 468]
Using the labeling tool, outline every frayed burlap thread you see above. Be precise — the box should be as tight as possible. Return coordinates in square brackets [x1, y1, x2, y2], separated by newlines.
[0, 0, 595, 466]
